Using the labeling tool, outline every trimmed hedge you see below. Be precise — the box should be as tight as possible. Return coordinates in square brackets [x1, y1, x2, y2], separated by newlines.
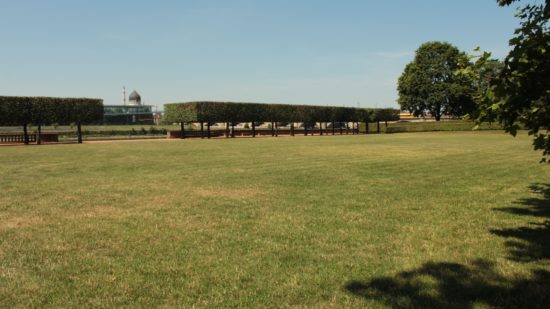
[0, 96, 103, 144]
[164, 101, 399, 124]
[372, 108, 401, 122]
[0, 96, 103, 126]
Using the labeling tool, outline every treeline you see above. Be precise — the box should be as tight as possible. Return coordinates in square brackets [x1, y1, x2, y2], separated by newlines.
[164, 101, 399, 124]
[0, 96, 103, 144]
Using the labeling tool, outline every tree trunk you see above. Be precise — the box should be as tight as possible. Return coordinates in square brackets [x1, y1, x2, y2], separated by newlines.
[271, 122, 275, 137]
[207, 122, 211, 139]
[434, 106, 442, 121]
[180, 122, 185, 139]
[304, 124, 308, 136]
[290, 123, 295, 136]
[23, 124, 29, 145]
[275, 122, 278, 137]
[231, 123, 235, 138]
[332, 122, 335, 135]
[77, 122, 83, 144]
[319, 122, 323, 136]
[346, 122, 349, 135]
[200, 122, 204, 139]
[226, 122, 229, 138]
[37, 125, 42, 145]
[252, 122, 256, 137]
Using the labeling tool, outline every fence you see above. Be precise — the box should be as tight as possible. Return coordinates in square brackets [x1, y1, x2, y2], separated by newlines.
[0, 133, 58, 144]
[167, 127, 362, 139]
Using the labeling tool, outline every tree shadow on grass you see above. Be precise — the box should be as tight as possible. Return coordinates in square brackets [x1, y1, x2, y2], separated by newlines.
[344, 184, 550, 308]
[345, 260, 550, 308]
[491, 183, 550, 262]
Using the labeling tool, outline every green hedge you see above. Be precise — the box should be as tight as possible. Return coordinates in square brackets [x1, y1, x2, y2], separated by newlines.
[0, 96, 103, 144]
[164, 101, 399, 124]
[0, 96, 103, 126]
[372, 108, 401, 122]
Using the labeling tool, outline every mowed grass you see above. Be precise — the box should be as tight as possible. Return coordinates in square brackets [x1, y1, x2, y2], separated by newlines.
[1, 132, 549, 308]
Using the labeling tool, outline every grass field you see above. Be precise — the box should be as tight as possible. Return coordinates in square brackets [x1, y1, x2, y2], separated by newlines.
[1, 132, 549, 307]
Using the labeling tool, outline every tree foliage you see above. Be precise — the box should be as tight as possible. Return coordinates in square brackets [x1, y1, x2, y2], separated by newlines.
[469, 1, 550, 161]
[398, 41, 476, 121]
[457, 50, 504, 124]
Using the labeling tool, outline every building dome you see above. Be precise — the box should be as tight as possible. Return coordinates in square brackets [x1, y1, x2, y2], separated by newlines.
[128, 90, 141, 106]
[129, 90, 141, 101]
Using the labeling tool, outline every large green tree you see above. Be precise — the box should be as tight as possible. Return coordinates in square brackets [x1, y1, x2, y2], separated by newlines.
[398, 41, 476, 121]
[472, 1, 550, 160]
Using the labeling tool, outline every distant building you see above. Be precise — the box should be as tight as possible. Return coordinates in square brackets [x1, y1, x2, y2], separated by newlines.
[103, 87, 155, 125]
[399, 110, 417, 120]
[152, 111, 163, 125]
[399, 110, 458, 121]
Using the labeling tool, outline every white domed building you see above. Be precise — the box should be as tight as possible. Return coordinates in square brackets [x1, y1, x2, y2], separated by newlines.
[103, 87, 156, 125]
[128, 90, 142, 106]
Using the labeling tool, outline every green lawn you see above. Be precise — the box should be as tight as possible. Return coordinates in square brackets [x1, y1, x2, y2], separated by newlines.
[1, 132, 549, 308]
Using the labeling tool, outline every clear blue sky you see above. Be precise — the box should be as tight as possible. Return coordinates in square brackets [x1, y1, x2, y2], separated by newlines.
[0, 0, 529, 110]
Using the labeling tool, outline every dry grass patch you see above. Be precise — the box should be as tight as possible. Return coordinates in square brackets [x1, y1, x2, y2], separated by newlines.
[193, 186, 267, 200]
[0, 214, 44, 231]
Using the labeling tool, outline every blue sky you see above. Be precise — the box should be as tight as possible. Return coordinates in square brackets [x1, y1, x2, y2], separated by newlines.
[0, 0, 528, 110]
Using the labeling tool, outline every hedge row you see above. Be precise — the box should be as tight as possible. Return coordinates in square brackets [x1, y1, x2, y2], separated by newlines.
[0, 96, 104, 144]
[0, 96, 104, 126]
[164, 101, 399, 124]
